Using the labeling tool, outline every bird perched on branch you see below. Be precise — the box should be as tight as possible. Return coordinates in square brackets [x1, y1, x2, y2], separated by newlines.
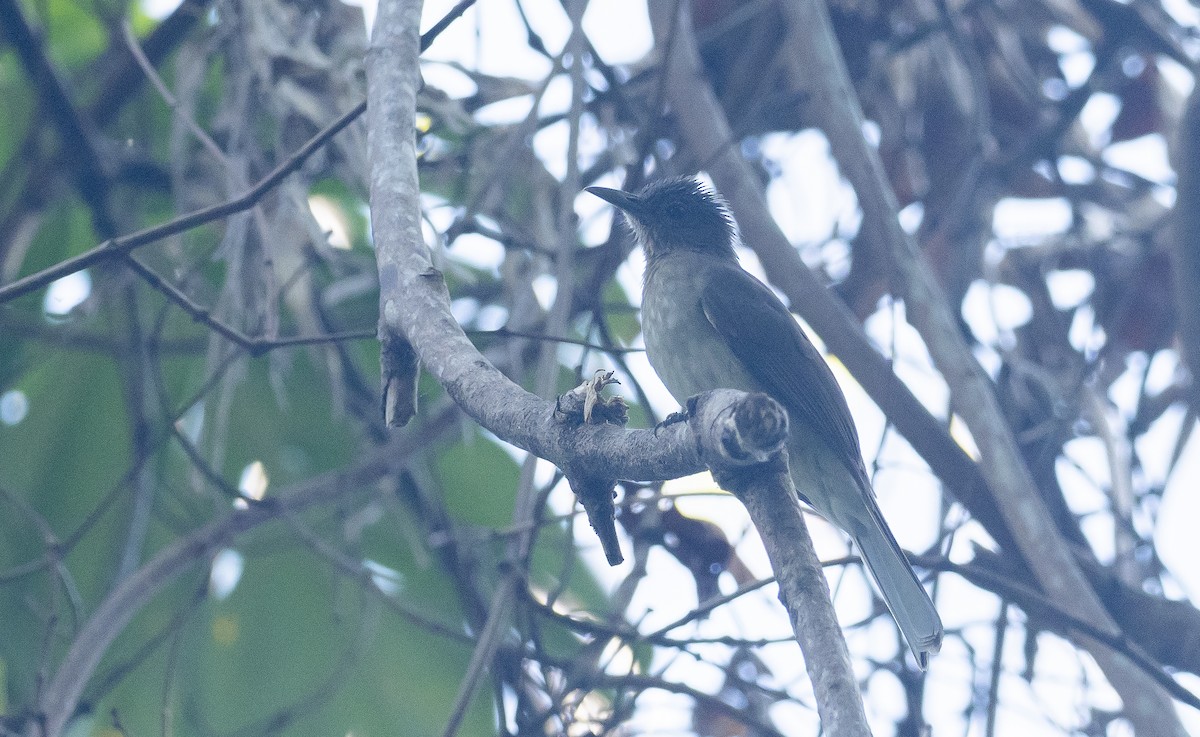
[587, 176, 943, 667]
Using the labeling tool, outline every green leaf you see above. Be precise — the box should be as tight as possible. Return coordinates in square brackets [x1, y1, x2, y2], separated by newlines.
[434, 429, 521, 529]
[36, 0, 107, 68]
[0, 338, 132, 705]
[94, 540, 495, 737]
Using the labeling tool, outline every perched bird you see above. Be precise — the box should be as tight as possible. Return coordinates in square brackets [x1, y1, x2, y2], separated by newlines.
[587, 176, 944, 667]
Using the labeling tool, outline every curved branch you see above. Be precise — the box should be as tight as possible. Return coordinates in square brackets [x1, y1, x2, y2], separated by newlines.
[367, 2, 715, 493]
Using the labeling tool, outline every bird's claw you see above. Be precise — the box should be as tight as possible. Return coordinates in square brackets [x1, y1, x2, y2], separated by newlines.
[654, 409, 690, 435]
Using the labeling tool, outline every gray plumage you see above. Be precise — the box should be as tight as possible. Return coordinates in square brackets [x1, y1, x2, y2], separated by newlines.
[588, 176, 944, 667]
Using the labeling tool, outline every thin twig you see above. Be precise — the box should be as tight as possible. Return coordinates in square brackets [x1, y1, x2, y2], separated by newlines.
[915, 555, 1200, 711]
[121, 19, 227, 165]
[0, 100, 364, 303]
[0, 0, 479, 305]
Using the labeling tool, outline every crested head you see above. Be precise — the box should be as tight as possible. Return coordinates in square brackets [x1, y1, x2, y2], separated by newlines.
[586, 176, 738, 260]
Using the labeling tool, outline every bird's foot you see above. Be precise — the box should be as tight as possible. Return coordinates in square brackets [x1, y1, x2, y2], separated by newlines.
[654, 409, 690, 435]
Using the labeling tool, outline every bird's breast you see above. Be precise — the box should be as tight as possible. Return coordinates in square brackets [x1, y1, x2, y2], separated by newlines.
[641, 257, 760, 404]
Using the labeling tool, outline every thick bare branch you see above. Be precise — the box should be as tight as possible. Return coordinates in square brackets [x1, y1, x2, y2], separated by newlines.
[366, 2, 715, 502]
[696, 389, 875, 737]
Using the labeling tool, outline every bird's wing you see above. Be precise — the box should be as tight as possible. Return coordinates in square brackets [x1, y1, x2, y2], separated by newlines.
[700, 263, 871, 489]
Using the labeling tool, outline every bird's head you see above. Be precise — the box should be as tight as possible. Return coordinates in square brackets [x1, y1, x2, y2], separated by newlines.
[586, 176, 737, 261]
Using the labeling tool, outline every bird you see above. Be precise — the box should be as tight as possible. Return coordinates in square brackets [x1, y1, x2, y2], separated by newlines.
[586, 176, 944, 667]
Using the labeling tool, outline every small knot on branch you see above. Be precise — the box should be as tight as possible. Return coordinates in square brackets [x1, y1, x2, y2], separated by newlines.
[684, 390, 790, 495]
[554, 369, 629, 426]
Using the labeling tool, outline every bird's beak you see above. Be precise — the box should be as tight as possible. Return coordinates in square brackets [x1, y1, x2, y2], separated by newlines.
[586, 186, 642, 217]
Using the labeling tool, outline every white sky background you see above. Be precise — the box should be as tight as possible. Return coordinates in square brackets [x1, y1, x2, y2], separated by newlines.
[125, 1, 1200, 735]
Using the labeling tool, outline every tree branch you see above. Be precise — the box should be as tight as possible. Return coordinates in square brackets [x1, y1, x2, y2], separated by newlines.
[33, 441, 415, 737]
[695, 390, 874, 737]
[0, 0, 478, 306]
[1171, 85, 1200, 411]
[774, 0, 1188, 731]
[367, 0, 724, 505]
[646, 0, 1016, 558]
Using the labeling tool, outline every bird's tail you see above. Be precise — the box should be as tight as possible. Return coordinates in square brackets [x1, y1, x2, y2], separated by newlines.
[850, 509, 944, 669]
